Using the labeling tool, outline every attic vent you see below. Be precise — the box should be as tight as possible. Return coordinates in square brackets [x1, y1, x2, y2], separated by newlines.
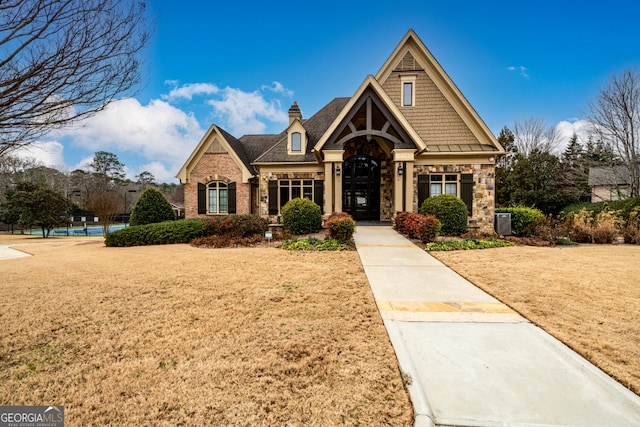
[395, 51, 422, 71]
[207, 138, 226, 153]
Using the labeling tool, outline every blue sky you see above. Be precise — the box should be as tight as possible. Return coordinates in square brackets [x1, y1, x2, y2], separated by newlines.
[21, 0, 640, 182]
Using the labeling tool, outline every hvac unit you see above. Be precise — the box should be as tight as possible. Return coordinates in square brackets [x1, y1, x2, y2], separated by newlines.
[494, 213, 512, 236]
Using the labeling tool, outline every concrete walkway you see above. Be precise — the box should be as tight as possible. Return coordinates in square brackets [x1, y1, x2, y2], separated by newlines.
[354, 226, 640, 427]
[0, 244, 31, 260]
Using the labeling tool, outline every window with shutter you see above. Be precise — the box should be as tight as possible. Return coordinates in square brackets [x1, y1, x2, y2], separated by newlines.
[460, 173, 474, 216]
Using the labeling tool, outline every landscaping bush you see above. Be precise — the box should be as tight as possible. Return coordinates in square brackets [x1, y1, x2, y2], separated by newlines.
[562, 197, 640, 221]
[278, 237, 351, 251]
[203, 215, 268, 237]
[105, 219, 205, 247]
[419, 194, 468, 236]
[495, 206, 545, 236]
[327, 212, 355, 242]
[394, 211, 410, 234]
[566, 208, 622, 244]
[281, 198, 322, 235]
[425, 238, 514, 251]
[623, 207, 640, 244]
[403, 213, 426, 240]
[130, 187, 176, 226]
[419, 215, 441, 243]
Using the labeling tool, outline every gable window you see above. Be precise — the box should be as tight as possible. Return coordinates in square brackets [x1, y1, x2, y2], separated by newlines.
[291, 132, 302, 152]
[403, 82, 413, 106]
[400, 75, 416, 107]
[208, 181, 228, 214]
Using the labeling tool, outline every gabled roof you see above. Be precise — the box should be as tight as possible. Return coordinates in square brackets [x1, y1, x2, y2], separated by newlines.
[253, 98, 350, 164]
[376, 29, 504, 154]
[588, 165, 631, 186]
[175, 124, 257, 183]
[313, 75, 427, 153]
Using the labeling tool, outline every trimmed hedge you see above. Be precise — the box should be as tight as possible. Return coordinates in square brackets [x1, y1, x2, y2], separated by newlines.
[203, 214, 268, 237]
[419, 194, 468, 236]
[281, 198, 322, 235]
[495, 206, 545, 236]
[105, 219, 205, 247]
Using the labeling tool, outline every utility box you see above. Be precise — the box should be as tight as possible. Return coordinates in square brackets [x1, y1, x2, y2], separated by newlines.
[494, 212, 512, 236]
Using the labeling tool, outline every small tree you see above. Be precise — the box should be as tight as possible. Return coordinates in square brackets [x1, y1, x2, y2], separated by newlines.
[87, 191, 121, 236]
[130, 187, 175, 226]
[5, 182, 70, 237]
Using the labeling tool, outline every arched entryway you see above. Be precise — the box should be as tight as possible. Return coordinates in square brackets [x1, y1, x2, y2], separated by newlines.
[342, 155, 380, 220]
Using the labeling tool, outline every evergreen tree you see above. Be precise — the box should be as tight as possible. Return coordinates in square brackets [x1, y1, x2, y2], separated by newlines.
[130, 187, 175, 226]
[559, 134, 590, 203]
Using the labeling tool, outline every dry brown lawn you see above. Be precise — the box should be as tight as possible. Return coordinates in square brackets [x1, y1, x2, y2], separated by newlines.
[432, 244, 640, 396]
[0, 235, 413, 426]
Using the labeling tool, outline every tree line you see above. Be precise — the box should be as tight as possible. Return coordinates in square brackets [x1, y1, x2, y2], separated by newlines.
[0, 151, 182, 237]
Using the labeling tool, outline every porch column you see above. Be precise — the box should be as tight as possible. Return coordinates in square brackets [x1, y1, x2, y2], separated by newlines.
[324, 151, 344, 214]
[323, 161, 333, 215]
[392, 149, 417, 214]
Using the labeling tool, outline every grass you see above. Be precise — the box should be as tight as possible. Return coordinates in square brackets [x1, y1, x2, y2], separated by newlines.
[0, 235, 412, 426]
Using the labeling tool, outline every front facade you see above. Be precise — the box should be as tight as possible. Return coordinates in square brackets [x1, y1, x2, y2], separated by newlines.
[177, 30, 505, 233]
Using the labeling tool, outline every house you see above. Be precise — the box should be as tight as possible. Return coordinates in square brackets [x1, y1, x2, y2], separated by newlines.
[588, 165, 631, 202]
[176, 30, 505, 234]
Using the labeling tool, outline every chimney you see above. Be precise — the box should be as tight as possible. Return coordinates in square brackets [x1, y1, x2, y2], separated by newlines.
[288, 101, 302, 125]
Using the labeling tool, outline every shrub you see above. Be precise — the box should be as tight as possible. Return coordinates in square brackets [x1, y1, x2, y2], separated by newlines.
[495, 206, 545, 236]
[278, 237, 351, 251]
[327, 212, 355, 242]
[419, 194, 468, 236]
[202, 215, 268, 238]
[281, 198, 322, 235]
[623, 207, 640, 244]
[130, 187, 175, 226]
[419, 215, 441, 243]
[105, 219, 205, 247]
[561, 197, 640, 221]
[425, 238, 514, 251]
[394, 211, 410, 234]
[403, 213, 426, 239]
[566, 208, 622, 244]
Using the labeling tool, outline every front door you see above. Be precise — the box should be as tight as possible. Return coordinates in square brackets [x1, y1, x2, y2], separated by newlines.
[342, 155, 380, 221]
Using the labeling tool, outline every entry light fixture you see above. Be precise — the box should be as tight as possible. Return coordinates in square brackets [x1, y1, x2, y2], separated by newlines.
[335, 165, 341, 176]
[397, 164, 404, 176]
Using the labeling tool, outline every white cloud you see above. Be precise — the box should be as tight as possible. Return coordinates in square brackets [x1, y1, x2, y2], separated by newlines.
[12, 140, 67, 171]
[208, 87, 288, 135]
[59, 98, 204, 182]
[554, 119, 591, 152]
[508, 65, 530, 78]
[261, 81, 294, 97]
[163, 81, 220, 101]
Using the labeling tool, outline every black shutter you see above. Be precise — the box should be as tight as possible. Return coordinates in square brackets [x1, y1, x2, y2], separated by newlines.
[417, 174, 430, 211]
[227, 182, 236, 214]
[268, 180, 278, 215]
[314, 180, 324, 213]
[460, 173, 474, 216]
[197, 183, 206, 214]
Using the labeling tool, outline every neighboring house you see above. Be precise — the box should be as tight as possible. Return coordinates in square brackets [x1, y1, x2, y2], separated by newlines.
[588, 165, 631, 202]
[177, 30, 505, 234]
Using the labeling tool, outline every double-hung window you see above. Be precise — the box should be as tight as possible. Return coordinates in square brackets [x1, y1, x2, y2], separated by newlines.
[291, 132, 302, 152]
[279, 180, 313, 208]
[208, 182, 228, 214]
[429, 174, 458, 197]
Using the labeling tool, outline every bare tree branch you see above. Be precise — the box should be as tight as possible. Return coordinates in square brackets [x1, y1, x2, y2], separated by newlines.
[0, 0, 151, 157]
[513, 116, 562, 156]
[585, 68, 640, 197]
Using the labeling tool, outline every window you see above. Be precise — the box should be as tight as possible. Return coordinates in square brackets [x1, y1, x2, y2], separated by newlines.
[429, 174, 458, 197]
[208, 182, 228, 214]
[291, 132, 301, 152]
[401, 75, 416, 107]
[403, 82, 413, 106]
[278, 180, 313, 207]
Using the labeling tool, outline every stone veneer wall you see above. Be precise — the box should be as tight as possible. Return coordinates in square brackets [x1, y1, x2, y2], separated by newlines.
[258, 171, 321, 219]
[183, 152, 250, 218]
[412, 163, 496, 234]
